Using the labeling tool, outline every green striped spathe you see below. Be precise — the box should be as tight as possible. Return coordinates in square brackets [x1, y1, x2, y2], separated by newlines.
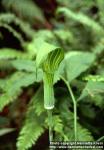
[43, 48, 64, 109]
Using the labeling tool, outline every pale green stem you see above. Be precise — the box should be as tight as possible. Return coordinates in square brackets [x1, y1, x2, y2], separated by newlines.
[47, 110, 53, 142]
[61, 76, 77, 141]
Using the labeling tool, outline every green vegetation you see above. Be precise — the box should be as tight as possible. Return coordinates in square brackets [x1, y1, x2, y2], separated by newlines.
[0, 0, 104, 150]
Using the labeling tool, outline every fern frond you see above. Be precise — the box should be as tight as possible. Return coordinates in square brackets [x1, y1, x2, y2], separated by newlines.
[0, 13, 15, 23]
[45, 114, 64, 135]
[55, 92, 94, 141]
[0, 60, 13, 70]
[77, 124, 94, 141]
[26, 87, 45, 117]
[0, 48, 33, 60]
[78, 80, 104, 107]
[67, 124, 94, 141]
[0, 89, 21, 112]
[0, 72, 37, 111]
[0, 13, 35, 39]
[53, 115, 64, 133]
[84, 75, 104, 82]
[92, 38, 104, 55]
[57, 7, 104, 34]
[2, 0, 45, 23]
[17, 121, 44, 150]
[0, 79, 6, 89]
[57, 0, 94, 11]
[79, 81, 104, 100]
[17, 88, 45, 150]
[97, 0, 104, 26]
[0, 23, 24, 44]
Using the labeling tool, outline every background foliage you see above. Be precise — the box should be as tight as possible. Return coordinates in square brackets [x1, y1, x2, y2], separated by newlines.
[0, 0, 104, 150]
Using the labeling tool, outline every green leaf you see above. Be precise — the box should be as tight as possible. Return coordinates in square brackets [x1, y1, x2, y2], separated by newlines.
[11, 60, 36, 72]
[65, 51, 95, 82]
[79, 81, 104, 100]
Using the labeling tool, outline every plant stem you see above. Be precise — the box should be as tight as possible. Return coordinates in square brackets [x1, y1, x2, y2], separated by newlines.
[97, 136, 104, 141]
[61, 76, 77, 141]
[47, 110, 53, 142]
[68, 84, 77, 141]
[43, 73, 54, 146]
